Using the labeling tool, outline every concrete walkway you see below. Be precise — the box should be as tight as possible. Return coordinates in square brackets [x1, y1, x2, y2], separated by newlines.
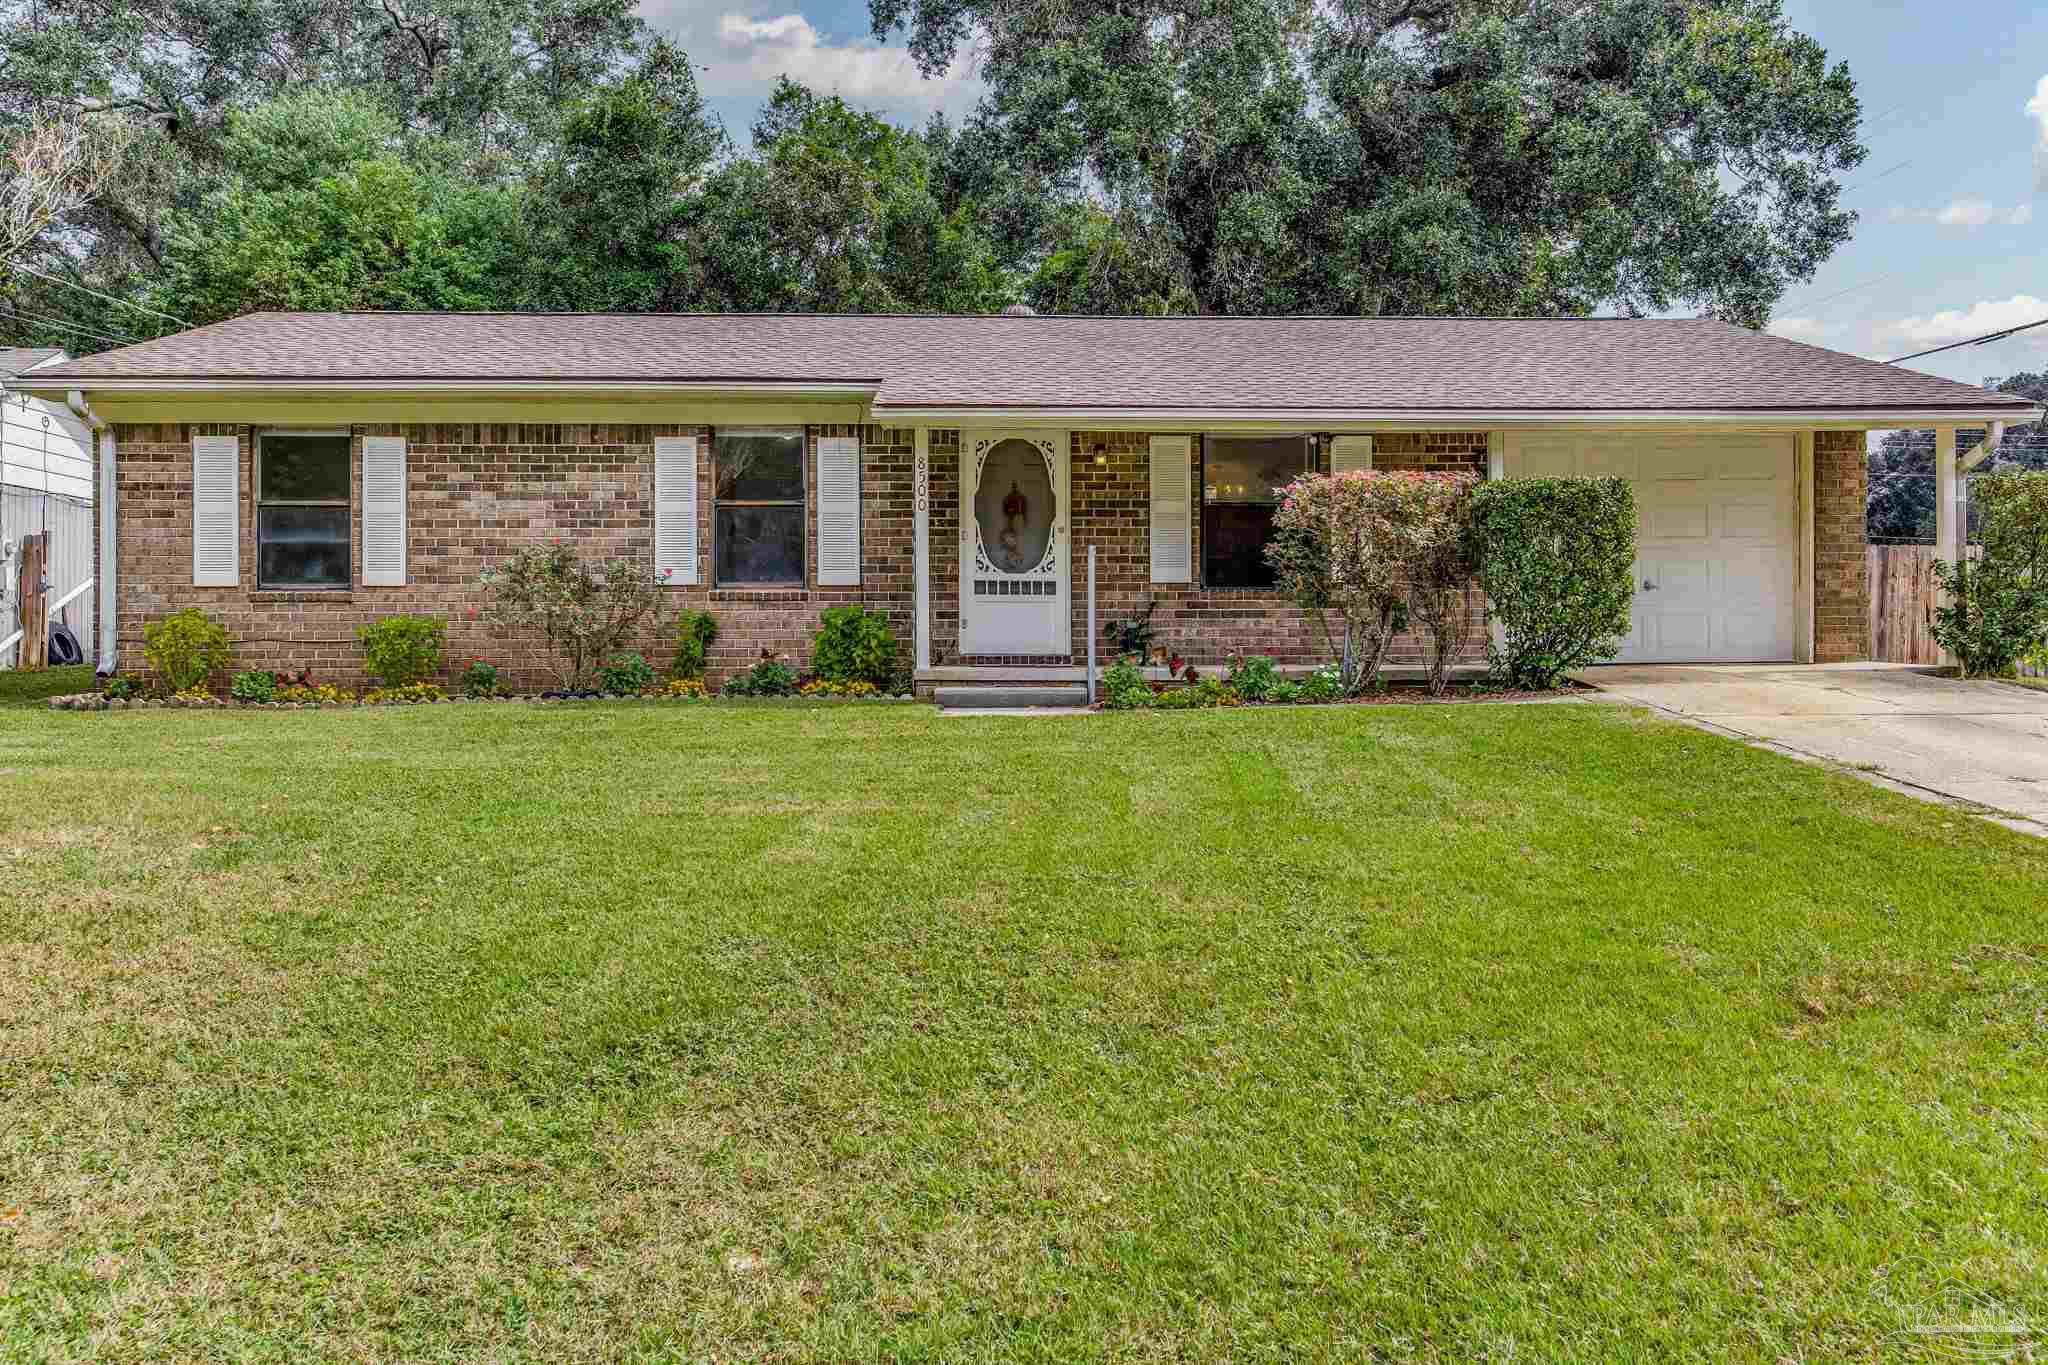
[1578, 663, 2048, 833]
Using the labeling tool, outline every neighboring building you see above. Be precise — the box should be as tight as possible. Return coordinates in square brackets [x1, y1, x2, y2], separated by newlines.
[2, 348, 93, 499]
[16, 312, 2040, 690]
[2, 347, 96, 666]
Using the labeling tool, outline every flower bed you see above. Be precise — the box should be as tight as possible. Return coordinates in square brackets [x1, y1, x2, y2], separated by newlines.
[49, 688, 918, 712]
[1098, 655, 1577, 711]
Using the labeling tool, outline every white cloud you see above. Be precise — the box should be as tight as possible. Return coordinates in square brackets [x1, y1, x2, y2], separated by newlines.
[1888, 196, 2033, 229]
[638, 3, 980, 130]
[1935, 196, 1996, 227]
[2030, 74, 2048, 191]
[1882, 295, 2048, 349]
[1766, 315, 1835, 343]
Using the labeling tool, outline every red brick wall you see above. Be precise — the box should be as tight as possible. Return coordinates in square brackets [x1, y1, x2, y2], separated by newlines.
[109, 422, 916, 690]
[1813, 428, 1869, 662]
[925, 428, 1490, 669]
[114, 421, 1495, 687]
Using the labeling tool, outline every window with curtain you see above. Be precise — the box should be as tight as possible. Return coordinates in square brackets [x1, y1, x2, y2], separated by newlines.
[1201, 435, 1311, 588]
[714, 429, 805, 586]
[257, 432, 351, 589]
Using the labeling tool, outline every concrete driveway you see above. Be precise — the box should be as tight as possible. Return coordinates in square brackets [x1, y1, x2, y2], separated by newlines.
[1580, 663, 2048, 832]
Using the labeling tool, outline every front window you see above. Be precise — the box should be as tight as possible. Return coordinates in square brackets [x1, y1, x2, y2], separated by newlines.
[258, 432, 351, 589]
[1202, 434, 1310, 588]
[715, 429, 805, 586]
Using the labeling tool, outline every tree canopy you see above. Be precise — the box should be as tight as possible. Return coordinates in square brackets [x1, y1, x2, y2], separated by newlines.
[0, 0, 1875, 352]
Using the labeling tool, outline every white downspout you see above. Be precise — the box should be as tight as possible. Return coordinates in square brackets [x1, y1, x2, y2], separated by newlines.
[65, 389, 116, 674]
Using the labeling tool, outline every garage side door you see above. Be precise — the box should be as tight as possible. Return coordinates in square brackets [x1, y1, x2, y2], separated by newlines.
[1512, 434, 1798, 663]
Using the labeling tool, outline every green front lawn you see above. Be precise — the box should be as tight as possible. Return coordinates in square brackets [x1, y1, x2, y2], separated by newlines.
[3, 701, 2045, 1361]
[0, 664, 93, 707]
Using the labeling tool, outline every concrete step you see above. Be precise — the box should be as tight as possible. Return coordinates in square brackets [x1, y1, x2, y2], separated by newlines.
[934, 684, 1090, 710]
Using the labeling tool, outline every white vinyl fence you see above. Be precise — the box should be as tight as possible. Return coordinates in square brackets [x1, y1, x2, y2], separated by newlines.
[2, 486, 94, 668]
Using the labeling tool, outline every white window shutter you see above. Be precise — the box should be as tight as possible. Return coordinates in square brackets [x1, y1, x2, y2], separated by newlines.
[1330, 435, 1373, 474]
[1149, 435, 1191, 583]
[361, 436, 407, 586]
[654, 435, 699, 585]
[191, 434, 239, 587]
[816, 434, 861, 586]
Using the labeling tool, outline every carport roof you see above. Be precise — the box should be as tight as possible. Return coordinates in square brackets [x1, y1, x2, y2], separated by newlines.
[19, 311, 2041, 420]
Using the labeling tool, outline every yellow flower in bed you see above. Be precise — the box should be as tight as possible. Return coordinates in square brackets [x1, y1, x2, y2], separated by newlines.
[798, 679, 879, 698]
[363, 682, 447, 705]
[656, 677, 708, 699]
[276, 683, 357, 705]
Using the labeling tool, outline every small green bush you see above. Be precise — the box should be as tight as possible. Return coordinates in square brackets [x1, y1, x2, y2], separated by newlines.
[598, 651, 657, 696]
[1931, 472, 2048, 677]
[460, 660, 501, 698]
[1266, 679, 1303, 704]
[1468, 477, 1637, 690]
[722, 659, 799, 697]
[671, 611, 719, 679]
[1102, 657, 1151, 709]
[230, 669, 278, 702]
[100, 675, 143, 701]
[810, 606, 896, 686]
[358, 614, 445, 686]
[1299, 664, 1341, 702]
[1226, 654, 1281, 701]
[143, 609, 233, 691]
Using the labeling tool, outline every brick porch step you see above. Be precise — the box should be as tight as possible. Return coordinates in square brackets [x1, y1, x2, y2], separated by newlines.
[934, 685, 1090, 710]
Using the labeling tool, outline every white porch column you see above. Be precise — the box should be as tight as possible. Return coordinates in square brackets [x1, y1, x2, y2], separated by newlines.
[913, 427, 931, 673]
[1935, 425, 1960, 567]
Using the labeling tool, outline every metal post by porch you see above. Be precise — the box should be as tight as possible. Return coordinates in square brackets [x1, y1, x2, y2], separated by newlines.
[1086, 544, 1098, 704]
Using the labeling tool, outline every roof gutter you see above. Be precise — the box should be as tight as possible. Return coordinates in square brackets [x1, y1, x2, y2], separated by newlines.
[64, 389, 117, 675]
[13, 377, 883, 398]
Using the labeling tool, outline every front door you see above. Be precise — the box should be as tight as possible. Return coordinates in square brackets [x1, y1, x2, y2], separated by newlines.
[959, 430, 1068, 655]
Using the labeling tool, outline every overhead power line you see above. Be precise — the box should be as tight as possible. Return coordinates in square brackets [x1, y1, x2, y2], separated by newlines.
[0, 305, 143, 349]
[1885, 315, 2048, 364]
[3, 260, 189, 327]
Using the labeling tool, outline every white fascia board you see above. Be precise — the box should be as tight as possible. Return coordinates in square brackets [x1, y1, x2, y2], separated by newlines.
[871, 405, 2043, 428]
[11, 377, 881, 398]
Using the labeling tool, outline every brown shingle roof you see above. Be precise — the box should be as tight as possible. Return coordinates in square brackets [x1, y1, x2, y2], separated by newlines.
[22, 311, 2035, 416]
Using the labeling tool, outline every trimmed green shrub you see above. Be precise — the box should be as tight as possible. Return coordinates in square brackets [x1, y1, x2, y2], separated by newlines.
[1468, 477, 1637, 690]
[230, 669, 277, 702]
[811, 606, 897, 686]
[1226, 653, 1281, 701]
[598, 651, 657, 695]
[1299, 664, 1341, 702]
[358, 614, 445, 686]
[143, 609, 232, 691]
[1102, 657, 1151, 709]
[722, 659, 799, 697]
[460, 660, 501, 698]
[1933, 471, 2048, 677]
[671, 610, 719, 680]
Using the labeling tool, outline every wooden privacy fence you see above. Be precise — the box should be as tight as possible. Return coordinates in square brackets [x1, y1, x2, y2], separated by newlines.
[1867, 544, 1942, 665]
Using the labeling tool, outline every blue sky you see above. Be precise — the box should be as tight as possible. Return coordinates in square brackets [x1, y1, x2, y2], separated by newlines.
[639, 0, 2045, 388]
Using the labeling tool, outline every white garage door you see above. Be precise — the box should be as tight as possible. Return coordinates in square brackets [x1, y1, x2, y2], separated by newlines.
[1512, 433, 1798, 663]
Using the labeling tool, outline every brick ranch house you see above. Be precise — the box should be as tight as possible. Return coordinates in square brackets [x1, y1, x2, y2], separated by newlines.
[17, 312, 2040, 694]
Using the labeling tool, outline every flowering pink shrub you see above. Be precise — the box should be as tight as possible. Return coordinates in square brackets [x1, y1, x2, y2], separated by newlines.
[1268, 470, 1476, 694]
